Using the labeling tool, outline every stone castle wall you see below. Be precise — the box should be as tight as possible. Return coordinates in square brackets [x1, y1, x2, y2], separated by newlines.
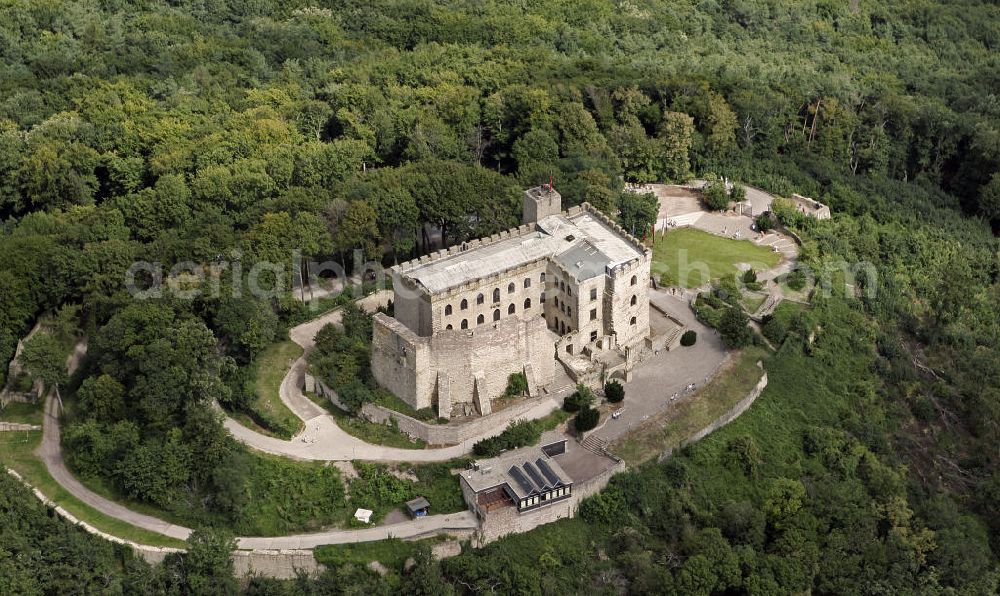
[359, 394, 561, 446]
[371, 312, 555, 412]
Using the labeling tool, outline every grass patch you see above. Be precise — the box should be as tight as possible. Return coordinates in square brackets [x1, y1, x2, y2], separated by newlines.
[740, 292, 767, 314]
[0, 431, 188, 549]
[653, 227, 780, 288]
[245, 340, 304, 439]
[314, 535, 451, 571]
[306, 392, 427, 449]
[348, 459, 469, 523]
[0, 400, 43, 425]
[372, 389, 421, 418]
[334, 414, 427, 449]
[611, 346, 770, 466]
[396, 459, 471, 515]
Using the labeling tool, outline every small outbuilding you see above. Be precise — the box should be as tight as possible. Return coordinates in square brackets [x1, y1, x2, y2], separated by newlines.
[405, 497, 431, 518]
[354, 508, 373, 524]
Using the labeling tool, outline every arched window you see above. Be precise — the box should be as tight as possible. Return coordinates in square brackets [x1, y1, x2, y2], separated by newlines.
[493, 288, 500, 302]
[559, 280, 565, 292]
[524, 278, 531, 289]
[446, 324, 453, 330]
[477, 293, 485, 305]
[540, 272, 546, 283]
[477, 314, 485, 325]
[493, 309, 501, 321]
[461, 319, 468, 330]
[630, 275, 637, 286]
[460, 298, 468, 310]
[444, 304, 452, 316]
[524, 298, 531, 309]
[567, 307, 572, 317]
[630, 316, 637, 325]
[508, 303, 515, 315]
[630, 295, 637, 306]
[507, 282, 515, 294]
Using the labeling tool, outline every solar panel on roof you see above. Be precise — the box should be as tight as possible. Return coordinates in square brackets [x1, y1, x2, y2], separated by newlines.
[523, 462, 549, 490]
[508, 465, 535, 495]
[536, 458, 563, 486]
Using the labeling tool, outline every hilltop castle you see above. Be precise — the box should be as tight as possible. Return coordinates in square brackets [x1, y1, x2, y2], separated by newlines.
[371, 185, 652, 418]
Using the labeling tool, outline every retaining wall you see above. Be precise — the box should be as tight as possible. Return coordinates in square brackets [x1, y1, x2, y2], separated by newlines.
[658, 370, 768, 462]
[314, 378, 559, 446]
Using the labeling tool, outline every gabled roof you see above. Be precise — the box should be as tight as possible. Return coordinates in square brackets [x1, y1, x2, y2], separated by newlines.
[461, 447, 573, 500]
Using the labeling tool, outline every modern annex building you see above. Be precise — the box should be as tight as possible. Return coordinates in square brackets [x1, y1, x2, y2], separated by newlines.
[371, 185, 652, 418]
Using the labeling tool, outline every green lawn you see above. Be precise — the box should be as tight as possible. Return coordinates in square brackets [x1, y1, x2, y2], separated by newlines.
[652, 227, 781, 288]
[611, 346, 770, 466]
[740, 292, 768, 314]
[0, 401, 43, 425]
[247, 340, 305, 439]
[0, 431, 189, 549]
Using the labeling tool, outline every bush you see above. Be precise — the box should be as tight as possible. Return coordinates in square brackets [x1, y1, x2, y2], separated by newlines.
[563, 384, 595, 412]
[472, 419, 543, 457]
[730, 183, 746, 201]
[574, 407, 600, 433]
[761, 316, 788, 345]
[604, 380, 625, 403]
[504, 372, 528, 397]
[742, 269, 757, 284]
[414, 407, 437, 421]
[680, 330, 697, 346]
[755, 212, 773, 232]
[718, 307, 753, 349]
[702, 180, 730, 211]
[786, 268, 807, 291]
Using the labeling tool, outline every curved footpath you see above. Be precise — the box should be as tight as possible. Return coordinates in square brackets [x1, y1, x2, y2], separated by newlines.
[35, 392, 478, 548]
[223, 289, 560, 462]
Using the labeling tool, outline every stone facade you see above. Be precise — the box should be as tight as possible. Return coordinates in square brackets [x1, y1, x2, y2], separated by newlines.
[372, 186, 652, 415]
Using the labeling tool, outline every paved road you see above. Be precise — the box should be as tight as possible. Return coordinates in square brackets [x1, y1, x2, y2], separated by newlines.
[37, 394, 194, 541]
[224, 290, 568, 462]
[590, 291, 730, 444]
[36, 393, 479, 547]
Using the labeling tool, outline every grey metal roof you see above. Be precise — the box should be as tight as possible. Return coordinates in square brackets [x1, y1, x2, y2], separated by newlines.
[553, 239, 611, 281]
[398, 211, 643, 294]
[461, 446, 573, 500]
[405, 497, 430, 512]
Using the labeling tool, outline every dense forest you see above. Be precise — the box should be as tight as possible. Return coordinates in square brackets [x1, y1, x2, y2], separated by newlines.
[1, 0, 999, 593]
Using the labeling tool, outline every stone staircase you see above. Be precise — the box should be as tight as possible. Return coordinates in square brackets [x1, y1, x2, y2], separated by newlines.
[663, 211, 705, 228]
[581, 434, 610, 455]
[753, 294, 781, 320]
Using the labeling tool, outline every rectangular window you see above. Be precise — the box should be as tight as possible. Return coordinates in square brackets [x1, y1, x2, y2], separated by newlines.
[590, 330, 598, 342]
[590, 308, 597, 321]
[590, 288, 597, 301]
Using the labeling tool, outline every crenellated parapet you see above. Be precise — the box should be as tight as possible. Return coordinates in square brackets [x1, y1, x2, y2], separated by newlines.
[392, 222, 540, 278]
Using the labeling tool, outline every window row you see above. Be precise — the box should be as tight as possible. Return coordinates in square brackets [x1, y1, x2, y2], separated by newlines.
[519, 486, 570, 509]
[443, 276, 545, 315]
[444, 299, 533, 330]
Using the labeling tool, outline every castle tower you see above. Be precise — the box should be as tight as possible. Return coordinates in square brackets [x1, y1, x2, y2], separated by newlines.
[523, 184, 562, 224]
